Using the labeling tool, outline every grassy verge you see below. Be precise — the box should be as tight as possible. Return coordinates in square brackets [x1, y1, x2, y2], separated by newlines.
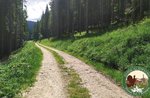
[39, 44, 90, 98]
[0, 42, 42, 98]
[40, 18, 150, 98]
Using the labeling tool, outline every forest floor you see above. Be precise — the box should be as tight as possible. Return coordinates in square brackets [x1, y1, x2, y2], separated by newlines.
[23, 44, 66, 98]
[36, 44, 133, 98]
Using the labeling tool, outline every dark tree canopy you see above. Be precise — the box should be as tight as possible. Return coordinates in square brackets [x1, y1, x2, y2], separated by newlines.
[0, 0, 27, 59]
[0, 0, 149, 58]
[32, 0, 149, 39]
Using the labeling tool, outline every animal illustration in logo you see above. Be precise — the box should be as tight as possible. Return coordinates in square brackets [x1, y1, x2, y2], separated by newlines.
[126, 71, 148, 94]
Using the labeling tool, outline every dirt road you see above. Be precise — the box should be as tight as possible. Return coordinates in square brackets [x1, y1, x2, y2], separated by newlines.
[40, 44, 133, 98]
[23, 44, 66, 98]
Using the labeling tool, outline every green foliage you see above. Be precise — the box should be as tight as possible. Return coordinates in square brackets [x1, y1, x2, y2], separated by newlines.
[40, 18, 150, 97]
[0, 42, 42, 98]
[34, 0, 150, 39]
[67, 68, 90, 98]
[0, 0, 27, 59]
[41, 18, 150, 70]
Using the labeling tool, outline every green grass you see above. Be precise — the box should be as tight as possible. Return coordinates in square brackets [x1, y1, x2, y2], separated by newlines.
[39, 44, 65, 65]
[39, 44, 90, 98]
[40, 18, 150, 97]
[0, 42, 42, 98]
[67, 68, 90, 98]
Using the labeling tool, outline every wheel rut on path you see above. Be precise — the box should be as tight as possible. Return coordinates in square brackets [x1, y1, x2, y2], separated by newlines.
[23, 44, 66, 98]
[40, 44, 133, 98]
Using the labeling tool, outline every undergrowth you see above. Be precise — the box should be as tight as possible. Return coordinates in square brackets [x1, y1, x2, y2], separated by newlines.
[0, 42, 42, 98]
[40, 18, 150, 97]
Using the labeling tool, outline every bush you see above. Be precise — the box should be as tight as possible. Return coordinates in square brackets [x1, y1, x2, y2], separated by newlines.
[40, 18, 150, 97]
[0, 42, 42, 97]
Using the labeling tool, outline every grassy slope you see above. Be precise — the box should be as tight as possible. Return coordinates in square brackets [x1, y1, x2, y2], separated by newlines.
[0, 42, 42, 98]
[40, 18, 150, 97]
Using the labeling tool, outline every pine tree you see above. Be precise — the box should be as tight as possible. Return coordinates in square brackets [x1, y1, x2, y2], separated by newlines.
[0, 0, 27, 59]
[34, 0, 150, 40]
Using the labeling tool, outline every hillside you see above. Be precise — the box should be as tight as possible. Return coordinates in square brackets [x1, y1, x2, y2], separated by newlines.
[27, 21, 36, 33]
[0, 42, 42, 97]
[0, 0, 149, 98]
[40, 18, 150, 97]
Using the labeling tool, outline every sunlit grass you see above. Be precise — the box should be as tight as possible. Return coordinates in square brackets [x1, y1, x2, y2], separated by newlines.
[0, 42, 42, 98]
[40, 18, 150, 98]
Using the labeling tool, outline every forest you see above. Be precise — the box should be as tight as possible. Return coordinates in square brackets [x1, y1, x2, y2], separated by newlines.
[0, 0, 150, 98]
[0, 0, 27, 59]
[0, 0, 149, 59]
[32, 0, 150, 39]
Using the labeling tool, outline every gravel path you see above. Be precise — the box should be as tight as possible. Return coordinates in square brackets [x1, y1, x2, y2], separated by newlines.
[40, 44, 133, 98]
[23, 44, 66, 98]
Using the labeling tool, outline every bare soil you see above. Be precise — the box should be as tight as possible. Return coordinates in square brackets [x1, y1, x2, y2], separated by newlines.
[41, 44, 133, 98]
[23, 44, 66, 98]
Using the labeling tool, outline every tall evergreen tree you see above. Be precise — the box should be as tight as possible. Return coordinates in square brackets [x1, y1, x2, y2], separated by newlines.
[0, 0, 27, 59]
[34, 0, 150, 40]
